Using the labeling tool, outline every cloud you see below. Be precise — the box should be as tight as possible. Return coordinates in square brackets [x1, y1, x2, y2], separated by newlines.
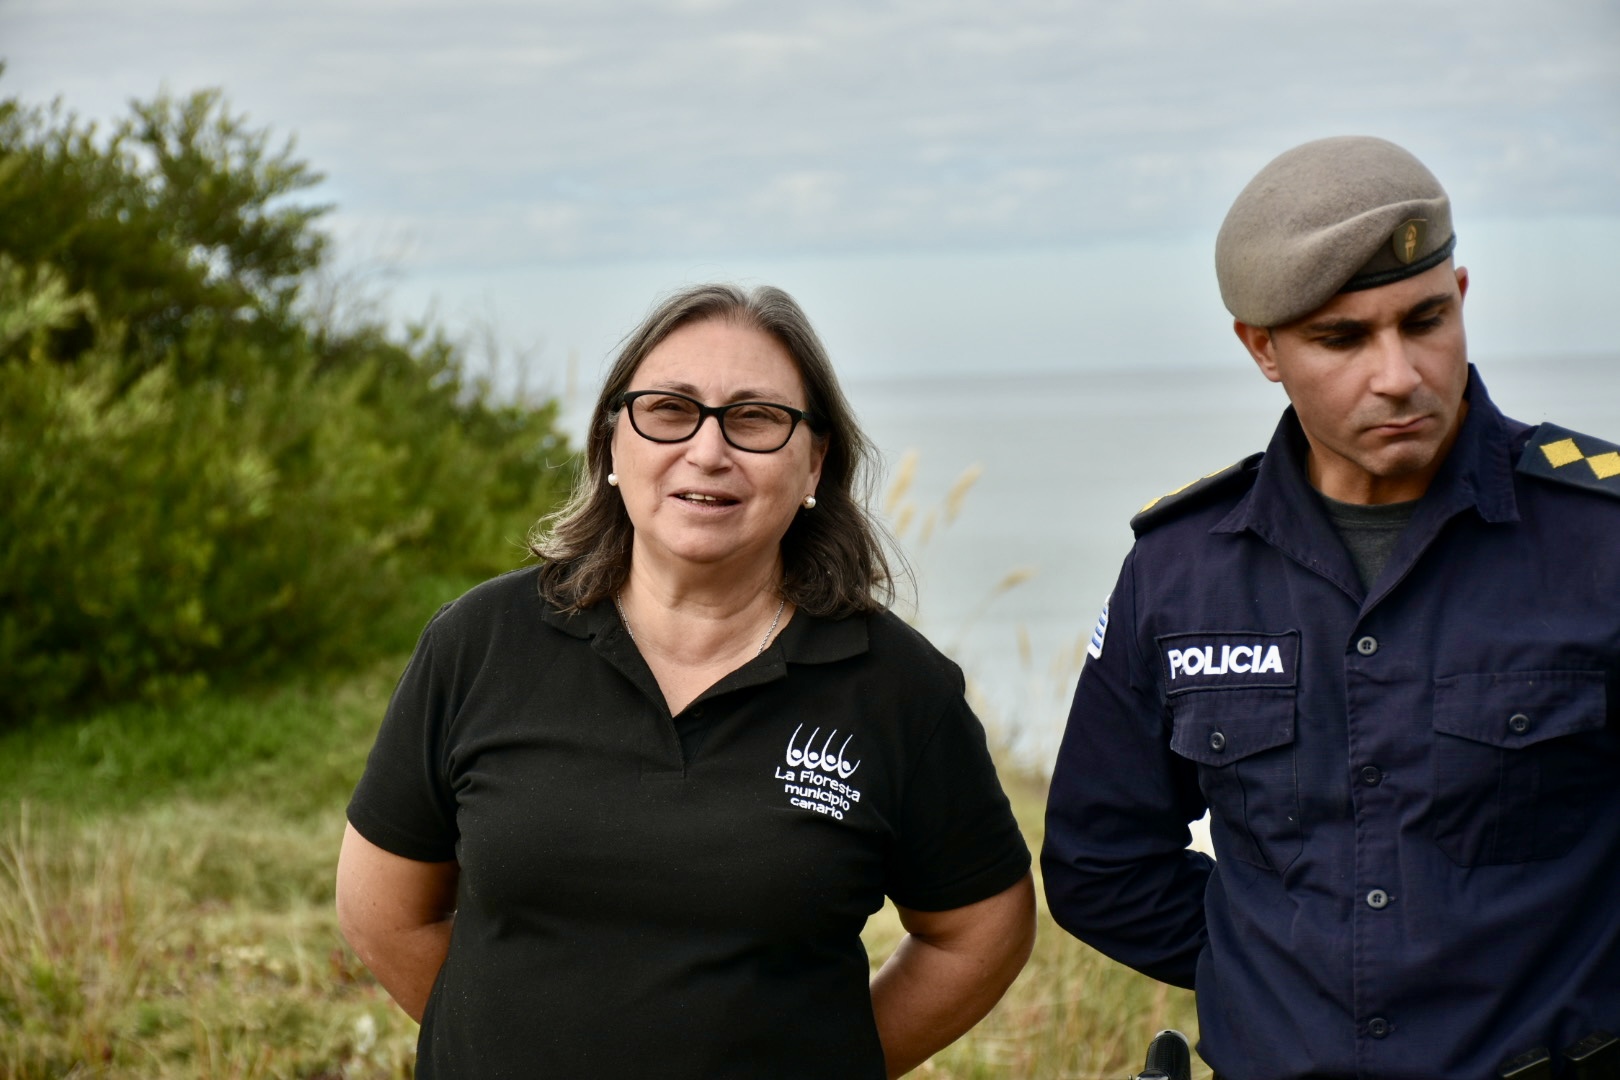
[3, 0, 1617, 273]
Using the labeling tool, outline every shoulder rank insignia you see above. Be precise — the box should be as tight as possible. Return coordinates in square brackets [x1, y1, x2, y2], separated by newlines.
[1130, 452, 1263, 535]
[1517, 423, 1620, 499]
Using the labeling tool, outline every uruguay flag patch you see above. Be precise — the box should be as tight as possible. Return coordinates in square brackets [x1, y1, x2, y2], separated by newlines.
[1086, 601, 1110, 660]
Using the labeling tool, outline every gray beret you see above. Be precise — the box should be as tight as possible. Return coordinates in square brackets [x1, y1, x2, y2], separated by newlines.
[1215, 136, 1454, 327]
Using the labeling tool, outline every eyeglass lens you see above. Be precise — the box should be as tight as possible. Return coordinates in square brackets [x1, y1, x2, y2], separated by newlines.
[627, 393, 798, 452]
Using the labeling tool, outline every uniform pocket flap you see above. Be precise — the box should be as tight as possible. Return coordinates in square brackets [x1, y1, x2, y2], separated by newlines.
[1169, 687, 1296, 766]
[1433, 670, 1607, 749]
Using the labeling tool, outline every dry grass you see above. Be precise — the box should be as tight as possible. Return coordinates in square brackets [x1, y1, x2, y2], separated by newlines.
[0, 764, 1202, 1079]
[0, 802, 419, 1079]
[0, 548, 1206, 1078]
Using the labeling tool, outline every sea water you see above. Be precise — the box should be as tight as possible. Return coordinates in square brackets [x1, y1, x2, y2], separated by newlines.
[843, 354, 1620, 768]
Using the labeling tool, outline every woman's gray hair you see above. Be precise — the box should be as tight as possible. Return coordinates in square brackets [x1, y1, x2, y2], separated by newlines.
[530, 283, 895, 616]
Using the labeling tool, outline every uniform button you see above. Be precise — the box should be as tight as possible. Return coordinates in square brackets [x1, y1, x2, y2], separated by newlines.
[1367, 1017, 1390, 1039]
[1360, 765, 1382, 786]
[1209, 731, 1226, 752]
[1355, 635, 1379, 656]
[1366, 889, 1390, 910]
[1508, 712, 1530, 734]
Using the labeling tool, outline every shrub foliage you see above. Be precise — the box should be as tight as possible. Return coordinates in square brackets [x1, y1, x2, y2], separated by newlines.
[0, 87, 574, 724]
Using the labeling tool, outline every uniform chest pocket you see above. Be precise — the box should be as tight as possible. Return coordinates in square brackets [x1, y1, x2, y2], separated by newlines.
[1430, 670, 1612, 867]
[1169, 687, 1301, 872]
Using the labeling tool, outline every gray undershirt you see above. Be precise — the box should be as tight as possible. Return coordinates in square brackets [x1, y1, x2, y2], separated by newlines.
[1317, 493, 1420, 589]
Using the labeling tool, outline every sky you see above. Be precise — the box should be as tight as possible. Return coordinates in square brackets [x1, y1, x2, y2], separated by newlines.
[3, 0, 1618, 393]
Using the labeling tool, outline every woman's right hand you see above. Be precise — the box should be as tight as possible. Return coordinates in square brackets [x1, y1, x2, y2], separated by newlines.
[335, 823, 460, 1022]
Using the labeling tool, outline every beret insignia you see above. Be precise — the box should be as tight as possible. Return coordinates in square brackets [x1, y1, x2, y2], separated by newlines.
[1517, 423, 1620, 499]
[1131, 452, 1263, 535]
[1392, 219, 1427, 264]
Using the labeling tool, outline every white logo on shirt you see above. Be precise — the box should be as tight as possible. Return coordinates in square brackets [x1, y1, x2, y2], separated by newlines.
[775, 724, 863, 820]
[784, 723, 862, 778]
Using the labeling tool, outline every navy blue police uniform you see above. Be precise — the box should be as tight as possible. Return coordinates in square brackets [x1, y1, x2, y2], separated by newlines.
[1042, 367, 1620, 1079]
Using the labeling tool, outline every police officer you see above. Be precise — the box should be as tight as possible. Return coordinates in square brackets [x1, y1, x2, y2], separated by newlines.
[1042, 136, 1620, 1079]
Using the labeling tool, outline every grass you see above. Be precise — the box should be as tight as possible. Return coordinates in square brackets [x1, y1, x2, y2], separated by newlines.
[0, 655, 1203, 1079]
[0, 657, 418, 1079]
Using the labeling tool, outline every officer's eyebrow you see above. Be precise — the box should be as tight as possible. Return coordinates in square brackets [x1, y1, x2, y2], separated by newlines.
[1300, 315, 1367, 335]
[1400, 293, 1455, 321]
[1299, 292, 1456, 336]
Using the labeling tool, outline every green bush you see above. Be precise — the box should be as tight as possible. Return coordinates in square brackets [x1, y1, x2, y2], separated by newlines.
[0, 86, 324, 372]
[0, 87, 574, 725]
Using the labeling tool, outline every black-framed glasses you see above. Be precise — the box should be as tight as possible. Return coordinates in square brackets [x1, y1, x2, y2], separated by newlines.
[617, 390, 816, 453]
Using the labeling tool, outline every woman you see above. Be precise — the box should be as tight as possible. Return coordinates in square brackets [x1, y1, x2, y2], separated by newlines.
[336, 283, 1034, 1078]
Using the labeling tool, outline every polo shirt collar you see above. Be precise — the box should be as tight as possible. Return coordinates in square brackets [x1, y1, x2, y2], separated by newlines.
[775, 605, 869, 665]
[537, 594, 608, 640]
[539, 590, 870, 668]
[541, 586, 874, 689]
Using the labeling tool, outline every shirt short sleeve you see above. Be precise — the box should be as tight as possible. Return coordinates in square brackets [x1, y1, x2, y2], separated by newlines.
[346, 608, 461, 863]
[883, 691, 1031, 911]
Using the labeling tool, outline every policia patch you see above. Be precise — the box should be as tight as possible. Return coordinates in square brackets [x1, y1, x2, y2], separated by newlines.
[1517, 424, 1620, 499]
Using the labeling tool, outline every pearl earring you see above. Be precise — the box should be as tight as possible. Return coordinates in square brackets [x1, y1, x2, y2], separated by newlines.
[607, 473, 619, 487]
[802, 495, 816, 509]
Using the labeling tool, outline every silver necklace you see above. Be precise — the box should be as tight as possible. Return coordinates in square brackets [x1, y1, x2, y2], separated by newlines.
[614, 592, 786, 656]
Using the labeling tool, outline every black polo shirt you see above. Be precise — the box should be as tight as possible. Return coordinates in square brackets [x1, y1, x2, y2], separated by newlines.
[348, 566, 1030, 1079]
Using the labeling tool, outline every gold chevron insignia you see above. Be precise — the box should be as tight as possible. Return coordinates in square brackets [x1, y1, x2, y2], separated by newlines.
[1540, 438, 1584, 467]
[1138, 465, 1231, 514]
[1139, 479, 1196, 515]
[1541, 437, 1620, 480]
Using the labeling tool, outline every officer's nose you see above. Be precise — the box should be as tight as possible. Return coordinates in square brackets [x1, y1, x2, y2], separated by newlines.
[1366, 329, 1424, 398]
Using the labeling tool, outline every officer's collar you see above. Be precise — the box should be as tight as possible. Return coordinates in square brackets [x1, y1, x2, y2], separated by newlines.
[1411, 365, 1521, 525]
[1215, 365, 1520, 564]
